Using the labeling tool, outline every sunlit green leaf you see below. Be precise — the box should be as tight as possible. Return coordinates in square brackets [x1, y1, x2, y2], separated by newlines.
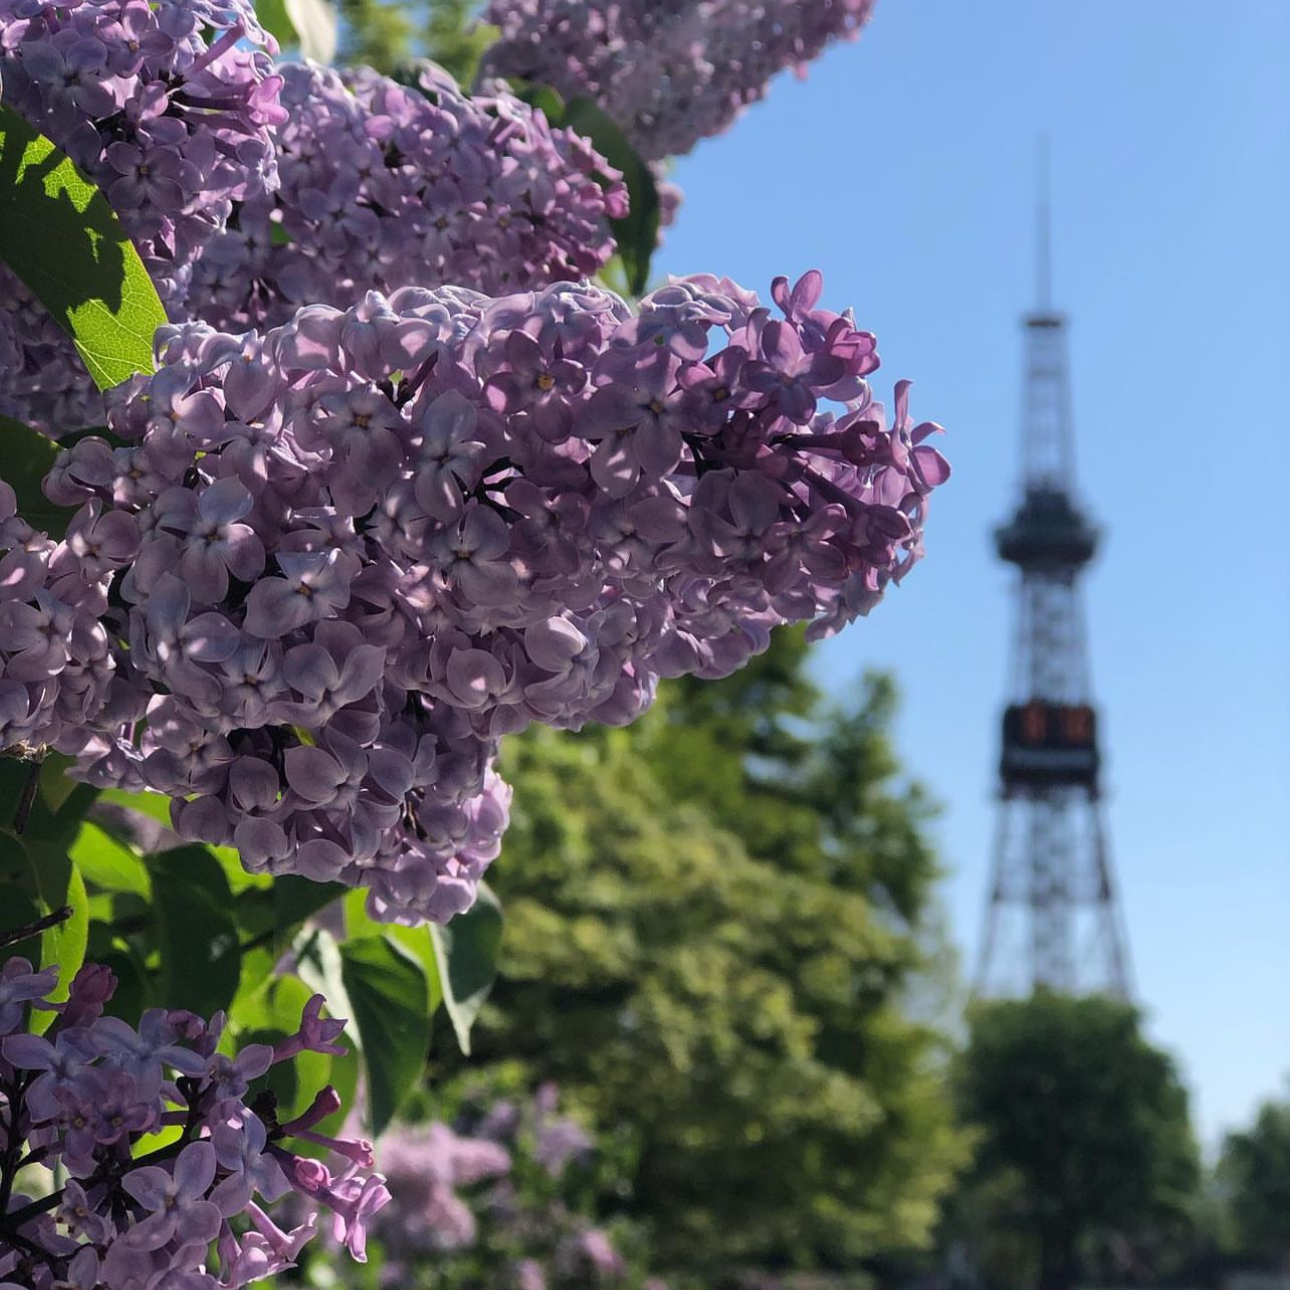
[0, 830, 88, 1026]
[340, 935, 430, 1134]
[0, 105, 166, 389]
[71, 823, 151, 898]
[430, 882, 503, 1057]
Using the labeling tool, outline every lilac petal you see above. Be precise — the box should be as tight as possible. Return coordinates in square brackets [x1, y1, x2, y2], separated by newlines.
[1, 1032, 56, 1068]
[183, 1199, 224, 1244]
[284, 745, 345, 804]
[120, 1165, 173, 1211]
[91, 510, 140, 559]
[581, 386, 643, 437]
[295, 838, 349, 881]
[224, 357, 279, 422]
[174, 1141, 217, 1200]
[224, 526, 267, 581]
[229, 757, 280, 812]
[184, 613, 241, 663]
[446, 649, 505, 708]
[914, 445, 951, 486]
[524, 618, 587, 672]
[146, 573, 191, 639]
[283, 642, 341, 697]
[632, 420, 683, 480]
[761, 320, 804, 368]
[421, 389, 478, 450]
[209, 1171, 253, 1219]
[629, 495, 688, 543]
[243, 579, 312, 639]
[728, 473, 782, 533]
[365, 747, 413, 798]
[590, 435, 638, 497]
[234, 817, 290, 866]
[179, 546, 230, 604]
[460, 506, 510, 561]
[234, 1043, 274, 1080]
[335, 644, 385, 704]
[199, 476, 254, 526]
[458, 561, 520, 606]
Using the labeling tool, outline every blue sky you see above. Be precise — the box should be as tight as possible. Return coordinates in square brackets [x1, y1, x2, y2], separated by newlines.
[656, 0, 1290, 1147]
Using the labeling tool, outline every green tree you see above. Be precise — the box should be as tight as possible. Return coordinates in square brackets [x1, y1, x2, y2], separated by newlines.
[1215, 1088, 1290, 1271]
[434, 630, 968, 1280]
[957, 992, 1200, 1290]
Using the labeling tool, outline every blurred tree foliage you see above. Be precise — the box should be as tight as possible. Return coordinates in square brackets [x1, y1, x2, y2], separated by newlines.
[337, 0, 497, 81]
[955, 991, 1199, 1290]
[1214, 1089, 1290, 1272]
[433, 628, 969, 1280]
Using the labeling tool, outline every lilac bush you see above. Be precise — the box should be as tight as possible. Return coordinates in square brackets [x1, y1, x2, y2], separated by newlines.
[27, 269, 945, 922]
[0, 959, 386, 1289]
[0, 0, 953, 1285]
[363, 1084, 643, 1290]
[480, 0, 878, 161]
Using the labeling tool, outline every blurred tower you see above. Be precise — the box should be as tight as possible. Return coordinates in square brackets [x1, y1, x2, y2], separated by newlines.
[974, 164, 1131, 999]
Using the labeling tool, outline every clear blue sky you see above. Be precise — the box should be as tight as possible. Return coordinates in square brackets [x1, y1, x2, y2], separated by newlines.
[656, 0, 1290, 1148]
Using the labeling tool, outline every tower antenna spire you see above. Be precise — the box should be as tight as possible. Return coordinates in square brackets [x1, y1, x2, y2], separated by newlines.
[1036, 135, 1052, 312]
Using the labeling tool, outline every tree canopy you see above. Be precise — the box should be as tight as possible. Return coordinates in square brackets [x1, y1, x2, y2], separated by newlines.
[434, 630, 968, 1279]
[1215, 1088, 1290, 1272]
[956, 990, 1200, 1290]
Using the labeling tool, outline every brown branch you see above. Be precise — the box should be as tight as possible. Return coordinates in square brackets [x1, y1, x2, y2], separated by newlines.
[0, 905, 72, 952]
[12, 758, 42, 835]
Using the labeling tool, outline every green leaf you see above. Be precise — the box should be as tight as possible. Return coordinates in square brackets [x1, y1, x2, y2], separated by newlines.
[148, 845, 241, 1017]
[385, 924, 444, 1018]
[27, 843, 89, 1019]
[233, 974, 333, 1122]
[274, 875, 347, 933]
[255, 0, 296, 47]
[70, 822, 151, 898]
[0, 417, 76, 538]
[339, 935, 430, 1135]
[562, 98, 659, 296]
[0, 105, 166, 389]
[429, 882, 503, 1056]
[98, 787, 174, 827]
[0, 831, 88, 1026]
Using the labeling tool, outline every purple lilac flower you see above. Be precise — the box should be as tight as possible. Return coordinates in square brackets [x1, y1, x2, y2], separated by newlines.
[369, 1085, 630, 1286]
[481, 0, 877, 161]
[23, 270, 946, 924]
[0, 966, 384, 1290]
[0, 0, 283, 431]
[190, 60, 628, 333]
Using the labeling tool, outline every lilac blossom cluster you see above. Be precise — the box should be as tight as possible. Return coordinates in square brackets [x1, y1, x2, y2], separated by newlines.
[28, 269, 945, 924]
[377, 1120, 512, 1252]
[371, 1085, 633, 1289]
[0, 958, 387, 1289]
[0, 480, 127, 756]
[191, 61, 627, 333]
[0, 0, 284, 430]
[480, 0, 877, 161]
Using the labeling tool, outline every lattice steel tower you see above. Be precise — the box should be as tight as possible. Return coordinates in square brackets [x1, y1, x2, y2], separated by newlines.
[975, 172, 1132, 999]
